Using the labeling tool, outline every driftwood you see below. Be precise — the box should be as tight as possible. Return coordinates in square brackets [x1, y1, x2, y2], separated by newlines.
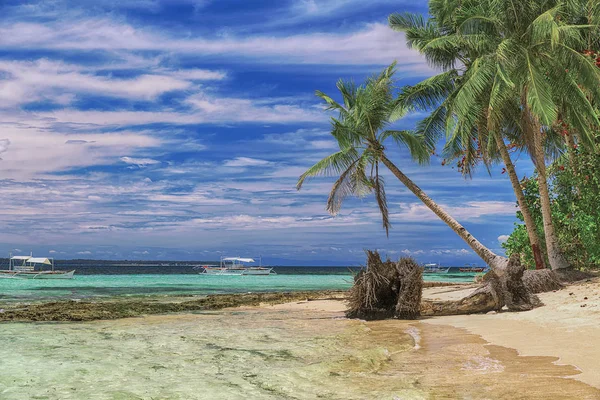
[421, 254, 541, 316]
[348, 252, 542, 320]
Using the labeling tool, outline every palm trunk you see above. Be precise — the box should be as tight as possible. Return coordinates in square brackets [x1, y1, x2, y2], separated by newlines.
[564, 132, 581, 196]
[494, 133, 545, 270]
[380, 154, 508, 273]
[530, 119, 570, 270]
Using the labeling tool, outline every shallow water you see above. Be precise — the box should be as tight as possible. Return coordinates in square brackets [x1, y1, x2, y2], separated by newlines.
[1, 306, 598, 399]
[0, 273, 472, 302]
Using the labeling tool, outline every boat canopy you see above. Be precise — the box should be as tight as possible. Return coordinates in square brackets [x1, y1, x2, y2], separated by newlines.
[11, 256, 32, 260]
[26, 257, 52, 265]
[222, 257, 255, 263]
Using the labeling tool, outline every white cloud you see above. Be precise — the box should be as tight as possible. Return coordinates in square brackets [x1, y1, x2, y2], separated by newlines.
[401, 249, 425, 256]
[287, 0, 408, 24]
[0, 59, 210, 106]
[223, 157, 272, 167]
[0, 123, 160, 179]
[310, 140, 337, 150]
[169, 69, 227, 80]
[0, 19, 429, 69]
[429, 249, 472, 256]
[497, 234, 510, 243]
[120, 156, 161, 167]
[77, 250, 92, 255]
[0, 139, 10, 160]
[34, 98, 325, 127]
[390, 201, 517, 223]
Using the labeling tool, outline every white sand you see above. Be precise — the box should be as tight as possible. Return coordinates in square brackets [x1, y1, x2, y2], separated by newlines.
[274, 278, 600, 389]
[422, 277, 600, 389]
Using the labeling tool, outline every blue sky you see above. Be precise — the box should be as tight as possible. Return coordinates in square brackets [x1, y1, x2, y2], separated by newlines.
[0, 0, 533, 265]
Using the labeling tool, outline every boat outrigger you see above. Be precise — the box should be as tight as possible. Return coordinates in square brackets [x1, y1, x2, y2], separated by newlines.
[422, 263, 450, 274]
[0, 254, 75, 279]
[199, 256, 274, 276]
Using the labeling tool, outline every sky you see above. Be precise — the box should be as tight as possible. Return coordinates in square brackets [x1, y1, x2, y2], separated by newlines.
[0, 0, 534, 265]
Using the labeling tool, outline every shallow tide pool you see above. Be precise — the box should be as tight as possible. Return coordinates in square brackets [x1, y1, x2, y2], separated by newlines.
[0, 305, 597, 399]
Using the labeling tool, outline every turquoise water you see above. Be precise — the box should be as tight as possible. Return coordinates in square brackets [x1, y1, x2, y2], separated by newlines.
[0, 273, 475, 302]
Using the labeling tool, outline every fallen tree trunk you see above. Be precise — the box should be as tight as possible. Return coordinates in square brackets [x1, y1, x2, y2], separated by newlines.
[348, 251, 541, 320]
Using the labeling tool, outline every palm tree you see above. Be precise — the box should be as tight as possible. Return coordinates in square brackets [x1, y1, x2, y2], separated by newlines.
[396, 70, 547, 270]
[390, 0, 600, 270]
[297, 64, 509, 272]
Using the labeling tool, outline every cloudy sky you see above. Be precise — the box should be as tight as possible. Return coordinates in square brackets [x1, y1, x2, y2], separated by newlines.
[0, 0, 532, 265]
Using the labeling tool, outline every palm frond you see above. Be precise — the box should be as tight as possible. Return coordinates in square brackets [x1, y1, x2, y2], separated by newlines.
[524, 52, 557, 126]
[326, 158, 361, 216]
[297, 148, 359, 190]
[380, 130, 431, 164]
[397, 70, 458, 111]
[371, 163, 390, 236]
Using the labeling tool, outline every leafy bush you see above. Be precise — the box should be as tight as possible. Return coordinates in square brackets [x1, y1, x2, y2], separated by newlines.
[502, 141, 600, 270]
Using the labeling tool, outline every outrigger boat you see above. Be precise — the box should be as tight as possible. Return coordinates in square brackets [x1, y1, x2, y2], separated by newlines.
[199, 256, 274, 276]
[422, 263, 450, 274]
[0, 254, 75, 279]
[458, 263, 488, 273]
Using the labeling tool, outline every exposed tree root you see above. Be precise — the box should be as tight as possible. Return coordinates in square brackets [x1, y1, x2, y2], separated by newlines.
[347, 252, 541, 320]
[346, 251, 422, 320]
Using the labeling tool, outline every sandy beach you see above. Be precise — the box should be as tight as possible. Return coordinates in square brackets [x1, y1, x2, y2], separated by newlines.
[267, 277, 600, 391]
[1, 279, 599, 399]
[420, 277, 600, 389]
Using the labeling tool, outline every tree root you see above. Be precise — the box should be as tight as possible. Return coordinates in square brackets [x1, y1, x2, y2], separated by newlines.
[348, 252, 541, 320]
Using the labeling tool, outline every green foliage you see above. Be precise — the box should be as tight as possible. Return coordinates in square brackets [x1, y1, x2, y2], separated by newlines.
[502, 177, 543, 268]
[503, 139, 600, 269]
[391, 0, 600, 175]
[297, 63, 431, 236]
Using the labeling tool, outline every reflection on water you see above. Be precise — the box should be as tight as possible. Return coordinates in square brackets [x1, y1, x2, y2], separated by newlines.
[0, 305, 597, 399]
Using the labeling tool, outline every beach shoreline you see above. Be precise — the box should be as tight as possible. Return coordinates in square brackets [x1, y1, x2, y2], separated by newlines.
[1, 279, 599, 399]
[2, 279, 599, 395]
[264, 277, 600, 390]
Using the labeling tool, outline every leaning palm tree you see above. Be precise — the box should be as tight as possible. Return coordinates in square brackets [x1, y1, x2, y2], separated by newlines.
[390, 0, 600, 270]
[390, 9, 548, 269]
[297, 63, 509, 272]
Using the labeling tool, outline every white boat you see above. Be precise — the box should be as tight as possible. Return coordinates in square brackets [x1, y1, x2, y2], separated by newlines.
[199, 256, 274, 276]
[0, 254, 75, 279]
[422, 263, 450, 274]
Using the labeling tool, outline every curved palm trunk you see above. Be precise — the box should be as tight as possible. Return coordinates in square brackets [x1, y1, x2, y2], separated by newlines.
[380, 154, 508, 273]
[494, 133, 546, 270]
[530, 121, 570, 270]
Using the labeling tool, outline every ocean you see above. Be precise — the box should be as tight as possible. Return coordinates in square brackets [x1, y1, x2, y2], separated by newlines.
[0, 265, 476, 303]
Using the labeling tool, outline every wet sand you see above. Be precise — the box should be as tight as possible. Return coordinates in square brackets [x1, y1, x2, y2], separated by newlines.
[421, 277, 600, 389]
[1, 292, 599, 399]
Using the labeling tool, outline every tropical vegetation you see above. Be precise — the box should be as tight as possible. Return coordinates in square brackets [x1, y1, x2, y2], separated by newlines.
[298, 0, 600, 272]
[297, 63, 509, 272]
[503, 135, 600, 270]
[389, 0, 600, 270]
